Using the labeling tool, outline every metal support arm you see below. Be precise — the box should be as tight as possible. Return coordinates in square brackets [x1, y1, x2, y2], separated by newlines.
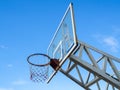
[59, 40, 120, 90]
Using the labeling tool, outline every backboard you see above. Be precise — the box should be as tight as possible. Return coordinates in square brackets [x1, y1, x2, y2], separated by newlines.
[47, 3, 77, 83]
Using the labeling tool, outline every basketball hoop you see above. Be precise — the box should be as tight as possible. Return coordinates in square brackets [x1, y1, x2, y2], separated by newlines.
[27, 53, 60, 83]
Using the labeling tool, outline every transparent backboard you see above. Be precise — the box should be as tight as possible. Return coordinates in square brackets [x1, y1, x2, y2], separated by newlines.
[47, 3, 77, 83]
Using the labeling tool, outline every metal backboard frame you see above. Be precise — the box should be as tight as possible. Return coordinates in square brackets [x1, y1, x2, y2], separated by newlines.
[47, 3, 77, 83]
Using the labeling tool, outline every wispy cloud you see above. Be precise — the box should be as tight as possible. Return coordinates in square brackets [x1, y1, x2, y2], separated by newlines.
[0, 45, 8, 49]
[0, 88, 14, 90]
[92, 34, 119, 52]
[7, 64, 13, 68]
[12, 80, 27, 85]
[103, 36, 119, 52]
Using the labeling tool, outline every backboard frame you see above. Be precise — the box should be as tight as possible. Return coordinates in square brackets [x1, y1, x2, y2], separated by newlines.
[47, 3, 77, 83]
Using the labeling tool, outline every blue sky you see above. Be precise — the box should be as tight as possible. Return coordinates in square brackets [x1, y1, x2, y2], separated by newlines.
[0, 0, 120, 90]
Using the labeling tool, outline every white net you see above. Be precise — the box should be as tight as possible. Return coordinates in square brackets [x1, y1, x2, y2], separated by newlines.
[29, 64, 49, 82]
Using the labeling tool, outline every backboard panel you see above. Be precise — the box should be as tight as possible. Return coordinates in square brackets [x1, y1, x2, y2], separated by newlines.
[47, 3, 77, 83]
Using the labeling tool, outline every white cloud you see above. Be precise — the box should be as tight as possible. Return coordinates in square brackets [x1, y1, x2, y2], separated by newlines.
[12, 80, 27, 85]
[92, 34, 119, 52]
[7, 64, 13, 68]
[103, 37, 119, 52]
[103, 37, 118, 46]
[0, 88, 14, 90]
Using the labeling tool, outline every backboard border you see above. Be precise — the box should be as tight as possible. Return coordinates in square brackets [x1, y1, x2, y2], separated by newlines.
[47, 3, 78, 83]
